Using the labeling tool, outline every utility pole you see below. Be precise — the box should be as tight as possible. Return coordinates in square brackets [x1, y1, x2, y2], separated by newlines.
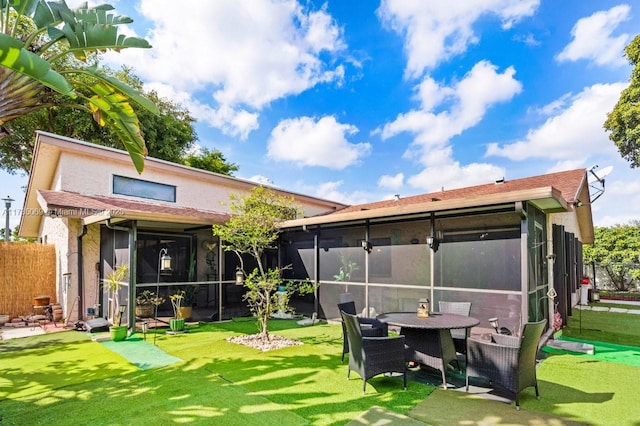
[2, 196, 14, 242]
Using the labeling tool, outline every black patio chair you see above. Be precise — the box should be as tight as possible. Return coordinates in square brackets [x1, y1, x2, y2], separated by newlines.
[341, 311, 406, 393]
[465, 319, 547, 410]
[438, 301, 472, 354]
[338, 301, 388, 362]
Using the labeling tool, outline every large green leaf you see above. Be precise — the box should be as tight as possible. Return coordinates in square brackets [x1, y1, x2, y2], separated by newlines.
[74, 4, 134, 25]
[82, 65, 159, 114]
[5, 0, 41, 18]
[0, 33, 74, 96]
[87, 81, 147, 173]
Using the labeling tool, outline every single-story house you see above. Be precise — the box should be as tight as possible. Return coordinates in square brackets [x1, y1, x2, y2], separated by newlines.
[19, 131, 594, 337]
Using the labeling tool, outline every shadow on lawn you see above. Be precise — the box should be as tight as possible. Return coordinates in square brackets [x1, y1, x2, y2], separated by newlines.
[0, 322, 431, 426]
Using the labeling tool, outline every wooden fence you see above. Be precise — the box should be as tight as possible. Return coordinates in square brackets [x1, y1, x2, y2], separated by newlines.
[0, 243, 56, 319]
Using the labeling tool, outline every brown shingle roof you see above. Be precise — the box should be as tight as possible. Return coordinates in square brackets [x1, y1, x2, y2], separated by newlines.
[38, 190, 229, 223]
[334, 169, 585, 215]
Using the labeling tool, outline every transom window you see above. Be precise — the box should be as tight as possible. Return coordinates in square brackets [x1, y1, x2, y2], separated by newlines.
[113, 175, 176, 202]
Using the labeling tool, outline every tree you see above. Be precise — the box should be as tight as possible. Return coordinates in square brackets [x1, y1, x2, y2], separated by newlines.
[0, 0, 159, 173]
[0, 66, 239, 176]
[604, 34, 640, 167]
[212, 187, 310, 341]
[182, 147, 238, 176]
[0, 67, 196, 173]
[0, 225, 36, 243]
[583, 222, 640, 291]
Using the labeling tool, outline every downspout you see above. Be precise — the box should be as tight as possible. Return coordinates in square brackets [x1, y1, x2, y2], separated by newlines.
[77, 224, 88, 321]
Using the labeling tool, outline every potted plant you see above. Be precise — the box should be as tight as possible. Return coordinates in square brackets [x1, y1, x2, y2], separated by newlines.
[177, 285, 200, 320]
[169, 290, 186, 333]
[104, 264, 129, 341]
[135, 290, 164, 318]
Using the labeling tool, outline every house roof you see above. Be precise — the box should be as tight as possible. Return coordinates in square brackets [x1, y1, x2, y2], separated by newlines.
[336, 169, 585, 214]
[279, 168, 594, 244]
[37, 190, 230, 227]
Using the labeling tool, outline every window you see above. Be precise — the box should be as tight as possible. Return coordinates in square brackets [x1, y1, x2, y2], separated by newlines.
[113, 175, 176, 202]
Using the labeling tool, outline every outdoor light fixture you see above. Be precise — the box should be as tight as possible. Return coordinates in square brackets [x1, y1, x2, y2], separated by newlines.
[488, 317, 500, 333]
[142, 321, 148, 341]
[160, 251, 172, 272]
[417, 298, 430, 318]
[426, 235, 440, 252]
[1, 195, 13, 243]
[117, 304, 126, 327]
[427, 212, 441, 253]
[488, 317, 512, 335]
[154, 247, 171, 345]
[235, 268, 245, 285]
[361, 240, 373, 253]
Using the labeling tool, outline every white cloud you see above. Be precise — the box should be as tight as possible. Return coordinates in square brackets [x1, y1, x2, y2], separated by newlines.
[310, 181, 372, 205]
[115, 0, 346, 138]
[592, 173, 640, 226]
[378, 173, 404, 190]
[381, 61, 522, 154]
[267, 116, 371, 169]
[486, 82, 626, 161]
[407, 161, 505, 192]
[377, 0, 539, 78]
[247, 175, 275, 186]
[378, 61, 519, 193]
[556, 5, 631, 67]
[144, 83, 259, 139]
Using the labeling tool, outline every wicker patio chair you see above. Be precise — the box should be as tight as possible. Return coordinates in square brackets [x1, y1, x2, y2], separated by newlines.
[341, 311, 406, 392]
[338, 301, 389, 362]
[438, 301, 472, 354]
[465, 319, 547, 410]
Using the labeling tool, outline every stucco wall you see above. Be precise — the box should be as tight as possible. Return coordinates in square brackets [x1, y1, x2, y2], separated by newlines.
[56, 151, 336, 217]
[549, 211, 582, 241]
[40, 215, 73, 320]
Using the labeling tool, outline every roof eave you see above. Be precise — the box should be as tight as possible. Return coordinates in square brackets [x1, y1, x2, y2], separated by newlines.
[279, 186, 568, 229]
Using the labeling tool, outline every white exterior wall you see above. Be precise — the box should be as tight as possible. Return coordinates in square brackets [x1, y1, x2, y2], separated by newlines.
[40, 215, 75, 322]
[549, 211, 582, 241]
[56, 151, 334, 217]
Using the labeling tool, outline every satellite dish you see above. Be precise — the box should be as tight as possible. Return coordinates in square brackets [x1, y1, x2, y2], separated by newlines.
[588, 165, 613, 203]
[588, 165, 613, 184]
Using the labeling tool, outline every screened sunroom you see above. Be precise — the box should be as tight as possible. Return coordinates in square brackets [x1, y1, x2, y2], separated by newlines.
[279, 171, 593, 335]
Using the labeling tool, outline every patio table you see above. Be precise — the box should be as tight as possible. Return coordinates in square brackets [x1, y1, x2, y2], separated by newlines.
[377, 312, 479, 388]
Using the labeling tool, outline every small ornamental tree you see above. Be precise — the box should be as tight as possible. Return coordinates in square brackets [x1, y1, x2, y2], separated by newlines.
[212, 186, 311, 341]
[583, 222, 640, 291]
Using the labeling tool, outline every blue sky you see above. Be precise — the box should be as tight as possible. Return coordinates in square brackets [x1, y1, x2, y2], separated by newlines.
[2, 0, 640, 232]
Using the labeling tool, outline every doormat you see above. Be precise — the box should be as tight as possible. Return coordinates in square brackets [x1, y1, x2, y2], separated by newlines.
[100, 336, 182, 370]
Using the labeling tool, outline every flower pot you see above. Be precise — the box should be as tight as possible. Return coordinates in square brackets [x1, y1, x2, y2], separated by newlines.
[109, 325, 128, 341]
[135, 305, 154, 318]
[169, 318, 185, 332]
[178, 306, 192, 320]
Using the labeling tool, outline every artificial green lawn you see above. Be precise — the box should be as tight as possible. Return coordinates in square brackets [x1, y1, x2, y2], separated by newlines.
[0, 320, 432, 425]
[562, 307, 640, 346]
[1, 309, 639, 425]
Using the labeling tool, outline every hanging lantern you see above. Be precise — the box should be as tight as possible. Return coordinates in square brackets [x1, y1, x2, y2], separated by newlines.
[417, 298, 430, 318]
[235, 268, 245, 285]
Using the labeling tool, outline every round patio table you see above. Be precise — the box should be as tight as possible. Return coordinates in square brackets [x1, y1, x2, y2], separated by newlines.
[377, 312, 479, 388]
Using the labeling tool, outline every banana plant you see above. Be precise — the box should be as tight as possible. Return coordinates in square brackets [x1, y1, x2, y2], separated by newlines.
[0, 0, 159, 173]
